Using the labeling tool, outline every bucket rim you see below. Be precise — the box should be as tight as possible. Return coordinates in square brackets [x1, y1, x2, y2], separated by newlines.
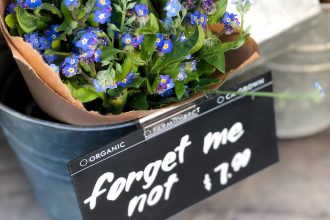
[0, 102, 138, 131]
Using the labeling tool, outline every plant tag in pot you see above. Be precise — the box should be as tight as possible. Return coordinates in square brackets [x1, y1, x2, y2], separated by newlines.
[68, 72, 279, 220]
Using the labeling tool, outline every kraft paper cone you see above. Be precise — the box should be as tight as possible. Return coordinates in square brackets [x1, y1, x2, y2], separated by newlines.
[0, 1, 260, 125]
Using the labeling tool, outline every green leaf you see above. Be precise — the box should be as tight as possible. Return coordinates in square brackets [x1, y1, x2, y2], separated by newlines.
[116, 63, 122, 73]
[196, 60, 216, 77]
[107, 86, 125, 97]
[113, 4, 122, 13]
[141, 34, 157, 61]
[151, 74, 160, 93]
[57, 1, 77, 34]
[127, 2, 136, 9]
[17, 25, 24, 36]
[5, 13, 17, 29]
[136, 13, 159, 35]
[51, 39, 61, 50]
[208, 0, 228, 25]
[190, 25, 205, 54]
[108, 23, 120, 32]
[186, 71, 200, 82]
[127, 93, 149, 110]
[101, 46, 123, 60]
[222, 34, 249, 52]
[151, 26, 203, 74]
[108, 89, 128, 114]
[126, 16, 136, 25]
[200, 35, 225, 73]
[16, 7, 39, 33]
[175, 82, 185, 100]
[79, 61, 91, 73]
[34, 3, 63, 19]
[163, 62, 180, 78]
[97, 69, 116, 88]
[57, 32, 67, 41]
[45, 49, 71, 56]
[87, 15, 100, 28]
[116, 57, 132, 81]
[66, 82, 100, 103]
[85, 0, 97, 13]
[145, 79, 154, 94]
[128, 77, 145, 88]
[130, 51, 147, 67]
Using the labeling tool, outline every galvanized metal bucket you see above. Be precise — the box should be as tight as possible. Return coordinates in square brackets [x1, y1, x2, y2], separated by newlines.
[0, 46, 138, 220]
[267, 19, 330, 139]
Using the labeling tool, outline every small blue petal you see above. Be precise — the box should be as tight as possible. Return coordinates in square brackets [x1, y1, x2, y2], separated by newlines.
[164, 0, 182, 18]
[93, 7, 112, 24]
[161, 40, 173, 53]
[134, 4, 149, 17]
[155, 33, 165, 47]
[49, 64, 59, 74]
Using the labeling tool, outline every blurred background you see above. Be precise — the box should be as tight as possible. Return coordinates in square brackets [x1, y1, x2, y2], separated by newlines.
[0, 0, 330, 220]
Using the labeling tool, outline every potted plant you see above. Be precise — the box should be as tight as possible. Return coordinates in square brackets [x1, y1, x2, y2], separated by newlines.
[0, 0, 259, 219]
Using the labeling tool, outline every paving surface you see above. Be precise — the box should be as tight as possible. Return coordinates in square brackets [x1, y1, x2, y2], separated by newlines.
[0, 128, 330, 220]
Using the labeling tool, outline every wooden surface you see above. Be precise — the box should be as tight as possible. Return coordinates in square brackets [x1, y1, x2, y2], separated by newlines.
[0, 128, 330, 220]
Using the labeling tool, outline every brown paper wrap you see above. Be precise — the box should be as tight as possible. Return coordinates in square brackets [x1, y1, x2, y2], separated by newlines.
[0, 1, 260, 125]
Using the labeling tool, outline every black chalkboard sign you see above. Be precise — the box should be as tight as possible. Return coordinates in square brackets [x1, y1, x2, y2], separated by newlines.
[68, 72, 278, 220]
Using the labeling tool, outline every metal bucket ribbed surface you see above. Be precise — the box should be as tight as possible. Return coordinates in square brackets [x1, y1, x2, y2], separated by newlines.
[267, 17, 330, 138]
[0, 46, 138, 220]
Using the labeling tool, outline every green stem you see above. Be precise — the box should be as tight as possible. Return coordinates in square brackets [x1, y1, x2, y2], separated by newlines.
[118, 2, 127, 58]
[98, 32, 112, 45]
[79, 13, 92, 24]
[45, 50, 72, 57]
[89, 62, 97, 78]
[119, 2, 127, 33]
[199, 90, 323, 102]
[80, 70, 93, 84]
[240, 13, 245, 33]
[72, 8, 86, 26]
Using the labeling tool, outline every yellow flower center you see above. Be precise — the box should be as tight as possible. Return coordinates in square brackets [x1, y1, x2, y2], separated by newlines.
[31, 0, 36, 3]
[200, 17, 205, 22]
[226, 18, 231, 22]
[68, 68, 74, 74]
[163, 44, 169, 49]
[139, 9, 143, 15]
[100, 0, 106, 5]
[126, 39, 131, 44]
[156, 38, 161, 43]
[122, 79, 127, 83]
[161, 79, 167, 83]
